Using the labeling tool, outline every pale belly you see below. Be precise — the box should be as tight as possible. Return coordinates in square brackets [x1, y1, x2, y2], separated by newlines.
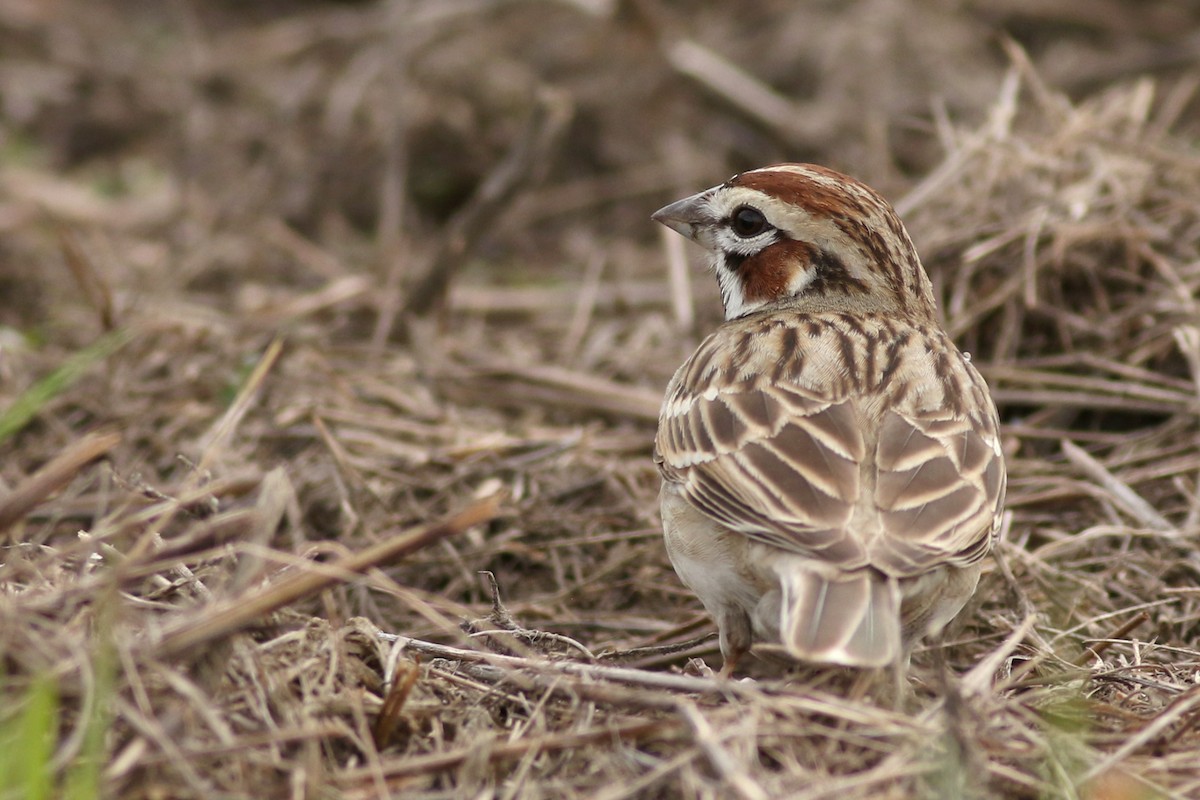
[660, 485, 779, 639]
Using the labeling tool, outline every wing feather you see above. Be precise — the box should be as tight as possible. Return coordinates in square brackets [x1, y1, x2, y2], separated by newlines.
[656, 315, 1005, 577]
[659, 381, 866, 564]
[873, 408, 1006, 572]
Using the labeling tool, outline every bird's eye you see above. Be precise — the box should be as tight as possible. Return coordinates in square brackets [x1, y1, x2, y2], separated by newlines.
[731, 206, 768, 238]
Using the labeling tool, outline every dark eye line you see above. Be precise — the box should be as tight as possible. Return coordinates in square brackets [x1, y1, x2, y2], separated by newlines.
[723, 252, 748, 271]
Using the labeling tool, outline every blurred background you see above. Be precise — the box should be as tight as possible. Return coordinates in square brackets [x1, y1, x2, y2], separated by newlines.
[4, 0, 1197, 336]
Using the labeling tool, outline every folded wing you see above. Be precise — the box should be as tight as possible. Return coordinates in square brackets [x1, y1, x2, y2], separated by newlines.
[658, 380, 869, 566]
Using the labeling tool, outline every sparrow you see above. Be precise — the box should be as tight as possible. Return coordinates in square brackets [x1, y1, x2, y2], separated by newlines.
[652, 164, 1006, 675]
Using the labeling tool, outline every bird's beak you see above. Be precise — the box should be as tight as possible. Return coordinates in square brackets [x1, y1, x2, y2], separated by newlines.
[651, 189, 716, 242]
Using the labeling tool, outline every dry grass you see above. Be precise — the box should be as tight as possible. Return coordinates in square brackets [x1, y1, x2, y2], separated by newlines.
[2, 1, 1200, 798]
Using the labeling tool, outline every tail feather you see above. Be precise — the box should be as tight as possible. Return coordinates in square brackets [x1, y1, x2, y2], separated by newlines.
[776, 567, 901, 667]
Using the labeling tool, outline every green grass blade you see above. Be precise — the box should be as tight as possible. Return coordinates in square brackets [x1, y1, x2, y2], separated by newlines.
[63, 598, 117, 800]
[19, 674, 60, 800]
[0, 672, 61, 800]
[0, 329, 134, 445]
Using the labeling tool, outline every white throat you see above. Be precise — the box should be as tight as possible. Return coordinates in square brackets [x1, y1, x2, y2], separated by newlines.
[712, 255, 760, 320]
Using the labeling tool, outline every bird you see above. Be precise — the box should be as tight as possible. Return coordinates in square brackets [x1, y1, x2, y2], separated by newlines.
[651, 163, 1006, 676]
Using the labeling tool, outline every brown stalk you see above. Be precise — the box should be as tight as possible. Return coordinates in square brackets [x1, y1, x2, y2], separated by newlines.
[0, 430, 121, 537]
[154, 492, 504, 659]
[1076, 610, 1152, 666]
[371, 656, 420, 750]
[445, 360, 662, 422]
[1062, 440, 1174, 532]
[340, 719, 675, 788]
[57, 227, 116, 330]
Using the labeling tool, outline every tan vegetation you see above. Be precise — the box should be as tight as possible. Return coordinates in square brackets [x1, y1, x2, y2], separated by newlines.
[1, 1, 1199, 797]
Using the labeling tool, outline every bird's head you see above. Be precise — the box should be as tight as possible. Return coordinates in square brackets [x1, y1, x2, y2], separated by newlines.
[653, 164, 937, 322]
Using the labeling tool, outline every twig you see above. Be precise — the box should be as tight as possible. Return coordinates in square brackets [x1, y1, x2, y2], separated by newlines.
[248, 275, 372, 324]
[1174, 325, 1200, 404]
[391, 634, 735, 696]
[1080, 687, 1200, 783]
[481, 569, 521, 630]
[372, 656, 419, 750]
[990, 389, 1185, 415]
[448, 280, 674, 315]
[260, 217, 350, 279]
[467, 571, 599, 661]
[154, 492, 504, 658]
[385, 634, 928, 734]
[446, 359, 661, 421]
[677, 700, 769, 800]
[338, 718, 674, 788]
[57, 226, 116, 330]
[982, 365, 1194, 405]
[467, 629, 599, 663]
[599, 634, 719, 665]
[196, 337, 285, 473]
[960, 613, 1038, 697]
[0, 430, 121, 537]
[661, 223, 694, 334]
[1076, 611, 1151, 666]
[1062, 439, 1174, 532]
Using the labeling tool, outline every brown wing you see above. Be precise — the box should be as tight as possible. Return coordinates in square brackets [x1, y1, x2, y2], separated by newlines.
[871, 402, 1006, 574]
[656, 316, 1005, 578]
[657, 374, 871, 567]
